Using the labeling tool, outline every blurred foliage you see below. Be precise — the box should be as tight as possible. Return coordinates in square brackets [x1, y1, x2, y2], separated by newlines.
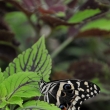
[0, 0, 110, 110]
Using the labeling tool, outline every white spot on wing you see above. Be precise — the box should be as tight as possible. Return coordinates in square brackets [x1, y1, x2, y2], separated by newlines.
[80, 101, 82, 105]
[76, 82, 80, 87]
[94, 90, 97, 94]
[75, 90, 79, 95]
[94, 85, 97, 90]
[91, 92, 93, 95]
[72, 106, 76, 110]
[90, 87, 93, 90]
[73, 101, 77, 105]
[78, 107, 80, 110]
[81, 94, 85, 98]
[78, 88, 84, 91]
[87, 89, 89, 92]
[68, 81, 71, 84]
[86, 94, 90, 97]
[84, 81, 88, 86]
[75, 96, 80, 101]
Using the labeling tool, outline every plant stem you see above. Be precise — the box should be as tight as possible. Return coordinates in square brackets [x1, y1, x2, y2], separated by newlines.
[51, 23, 84, 59]
[27, 16, 40, 38]
[51, 37, 73, 58]
[50, 10, 109, 59]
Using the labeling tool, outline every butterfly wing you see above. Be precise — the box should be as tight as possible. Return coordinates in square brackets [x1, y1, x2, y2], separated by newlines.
[44, 92, 57, 104]
[40, 80, 100, 110]
[69, 80, 100, 110]
[70, 80, 100, 100]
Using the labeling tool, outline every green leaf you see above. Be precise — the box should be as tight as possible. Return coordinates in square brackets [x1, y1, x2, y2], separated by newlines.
[0, 83, 7, 98]
[8, 97, 23, 107]
[55, 12, 66, 17]
[81, 18, 110, 31]
[31, 14, 38, 23]
[68, 9, 101, 23]
[16, 100, 37, 110]
[0, 72, 41, 101]
[22, 100, 36, 107]
[64, 0, 72, 4]
[35, 101, 60, 110]
[17, 100, 60, 110]
[0, 101, 7, 108]
[3, 37, 52, 82]
[0, 68, 4, 83]
[6, 106, 10, 110]
[4, 12, 35, 43]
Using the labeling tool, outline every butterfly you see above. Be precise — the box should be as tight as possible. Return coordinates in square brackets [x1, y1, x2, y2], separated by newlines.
[39, 79, 100, 110]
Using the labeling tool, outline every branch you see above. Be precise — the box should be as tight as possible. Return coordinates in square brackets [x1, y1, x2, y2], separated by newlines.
[4, 0, 32, 17]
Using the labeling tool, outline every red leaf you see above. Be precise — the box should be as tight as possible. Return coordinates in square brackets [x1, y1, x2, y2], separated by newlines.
[45, 0, 59, 7]
[67, 0, 78, 8]
[77, 29, 110, 38]
[38, 7, 55, 15]
[80, 0, 109, 12]
[48, 5, 67, 13]
[51, 71, 72, 80]
[68, 59, 104, 80]
[40, 15, 79, 27]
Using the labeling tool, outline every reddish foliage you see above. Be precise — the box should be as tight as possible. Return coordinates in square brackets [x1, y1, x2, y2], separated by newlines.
[40, 15, 79, 27]
[77, 29, 110, 37]
[68, 59, 105, 80]
[45, 0, 59, 7]
[48, 5, 67, 13]
[67, 0, 78, 8]
[51, 71, 72, 80]
[80, 0, 109, 12]
[38, 7, 55, 15]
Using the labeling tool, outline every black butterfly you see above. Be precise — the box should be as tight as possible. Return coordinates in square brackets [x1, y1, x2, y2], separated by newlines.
[39, 79, 100, 110]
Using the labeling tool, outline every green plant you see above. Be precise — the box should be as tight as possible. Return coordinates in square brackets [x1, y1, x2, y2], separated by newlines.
[0, 37, 60, 110]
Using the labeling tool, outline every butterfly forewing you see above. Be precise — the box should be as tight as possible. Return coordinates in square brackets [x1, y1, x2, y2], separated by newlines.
[71, 80, 100, 100]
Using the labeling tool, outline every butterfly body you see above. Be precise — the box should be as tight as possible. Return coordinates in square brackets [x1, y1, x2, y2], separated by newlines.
[39, 79, 100, 110]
